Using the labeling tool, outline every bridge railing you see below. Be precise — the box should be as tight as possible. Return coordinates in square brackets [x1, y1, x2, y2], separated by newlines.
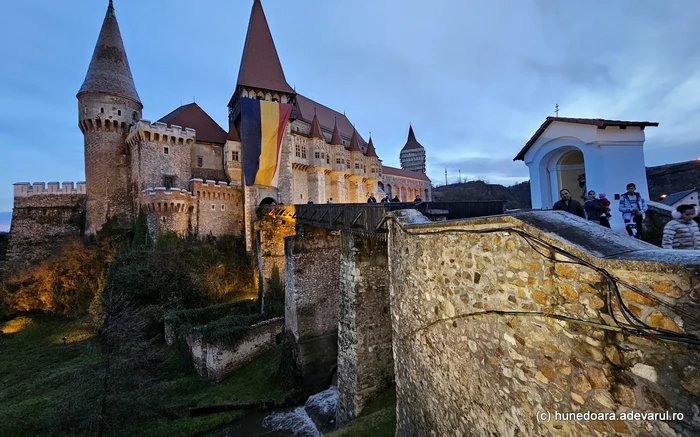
[257, 201, 506, 236]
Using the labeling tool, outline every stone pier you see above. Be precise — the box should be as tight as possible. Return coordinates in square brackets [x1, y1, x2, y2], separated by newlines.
[280, 225, 341, 396]
[336, 233, 394, 425]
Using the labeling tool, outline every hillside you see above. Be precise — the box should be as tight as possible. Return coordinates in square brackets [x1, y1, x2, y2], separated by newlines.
[432, 159, 700, 208]
[646, 159, 700, 201]
[432, 180, 531, 210]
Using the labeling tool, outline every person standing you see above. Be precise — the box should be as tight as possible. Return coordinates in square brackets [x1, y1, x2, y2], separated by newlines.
[584, 190, 610, 228]
[618, 183, 648, 239]
[662, 204, 700, 249]
[553, 188, 585, 218]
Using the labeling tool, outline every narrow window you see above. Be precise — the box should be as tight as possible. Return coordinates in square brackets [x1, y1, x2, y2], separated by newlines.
[355, 162, 360, 169]
[211, 204, 215, 210]
[164, 147, 169, 155]
[118, 110, 122, 116]
[197, 156, 203, 167]
[326, 155, 330, 164]
[232, 151, 239, 161]
[295, 144, 301, 158]
[163, 176, 173, 189]
[315, 151, 320, 159]
[132, 111, 137, 121]
[221, 204, 225, 211]
[100, 108, 104, 114]
[336, 158, 341, 165]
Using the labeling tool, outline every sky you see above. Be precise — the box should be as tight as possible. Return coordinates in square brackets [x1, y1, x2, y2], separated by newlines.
[1, 0, 700, 218]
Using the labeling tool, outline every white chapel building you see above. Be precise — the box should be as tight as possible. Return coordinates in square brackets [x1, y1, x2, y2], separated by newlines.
[514, 117, 659, 232]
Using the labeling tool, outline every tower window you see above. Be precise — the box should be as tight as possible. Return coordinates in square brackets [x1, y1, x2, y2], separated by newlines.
[100, 108, 104, 114]
[232, 151, 239, 161]
[221, 204, 225, 211]
[163, 176, 173, 189]
[133, 111, 137, 121]
[118, 110, 122, 116]
[315, 152, 320, 159]
[164, 147, 169, 155]
[212, 204, 216, 210]
[336, 158, 341, 165]
[197, 156, 203, 167]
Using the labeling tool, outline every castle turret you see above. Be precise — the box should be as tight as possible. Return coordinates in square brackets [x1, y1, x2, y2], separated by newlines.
[399, 125, 426, 174]
[308, 112, 328, 203]
[347, 129, 365, 202]
[77, 0, 143, 234]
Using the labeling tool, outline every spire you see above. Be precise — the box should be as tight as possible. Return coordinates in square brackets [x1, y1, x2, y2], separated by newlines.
[227, 120, 241, 142]
[365, 136, 378, 157]
[237, 0, 295, 94]
[77, 0, 141, 105]
[348, 129, 363, 152]
[310, 112, 324, 139]
[330, 118, 343, 145]
[401, 124, 424, 151]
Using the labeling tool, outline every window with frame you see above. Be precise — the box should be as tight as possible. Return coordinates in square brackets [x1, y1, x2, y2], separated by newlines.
[163, 147, 169, 155]
[326, 155, 330, 164]
[163, 176, 174, 189]
[295, 144, 301, 157]
[232, 151, 239, 161]
[336, 157, 341, 165]
[301, 147, 307, 159]
[197, 156, 203, 167]
[355, 162, 360, 169]
[315, 151, 320, 159]
[346, 161, 350, 169]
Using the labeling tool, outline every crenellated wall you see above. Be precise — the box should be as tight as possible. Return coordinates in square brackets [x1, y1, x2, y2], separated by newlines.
[141, 187, 195, 237]
[191, 179, 244, 238]
[388, 210, 700, 437]
[6, 182, 86, 273]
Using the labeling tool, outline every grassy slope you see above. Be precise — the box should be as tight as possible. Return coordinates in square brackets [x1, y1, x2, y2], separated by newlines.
[327, 385, 396, 437]
[0, 315, 295, 437]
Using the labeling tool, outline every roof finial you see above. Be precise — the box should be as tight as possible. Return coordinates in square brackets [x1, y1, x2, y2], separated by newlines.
[314, 106, 317, 115]
[108, 0, 114, 8]
[555, 103, 560, 117]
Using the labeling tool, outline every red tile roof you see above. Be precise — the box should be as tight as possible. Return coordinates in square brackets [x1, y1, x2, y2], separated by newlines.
[236, 0, 295, 94]
[310, 112, 323, 138]
[365, 137, 378, 157]
[401, 125, 424, 151]
[77, 0, 141, 105]
[382, 165, 431, 182]
[227, 120, 240, 142]
[158, 103, 228, 144]
[295, 94, 366, 147]
[514, 117, 659, 161]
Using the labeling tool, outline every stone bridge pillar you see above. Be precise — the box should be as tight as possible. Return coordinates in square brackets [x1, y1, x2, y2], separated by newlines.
[336, 232, 394, 425]
[256, 206, 296, 298]
[280, 225, 342, 397]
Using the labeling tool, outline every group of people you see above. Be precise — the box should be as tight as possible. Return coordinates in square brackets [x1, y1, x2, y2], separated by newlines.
[366, 194, 422, 203]
[554, 182, 699, 250]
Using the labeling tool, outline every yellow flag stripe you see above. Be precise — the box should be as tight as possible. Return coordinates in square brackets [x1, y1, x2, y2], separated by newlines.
[254, 101, 281, 186]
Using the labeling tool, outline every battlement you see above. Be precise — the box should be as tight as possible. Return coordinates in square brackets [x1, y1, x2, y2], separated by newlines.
[126, 119, 197, 147]
[141, 187, 196, 213]
[14, 182, 87, 198]
[189, 178, 240, 189]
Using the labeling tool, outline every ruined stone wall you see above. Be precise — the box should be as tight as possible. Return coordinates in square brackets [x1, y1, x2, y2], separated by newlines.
[191, 141, 227, 182]
[187, 317, 284, 381]
[191, 180, 244, 238]
[256, 206, 296, 290]
[337, 233, 394, 425]
[6, 192, 85, 273]
[388, 212, 700, 437]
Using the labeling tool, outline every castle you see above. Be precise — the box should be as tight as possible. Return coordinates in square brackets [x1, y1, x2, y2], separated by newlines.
[10, 0, 431, 252]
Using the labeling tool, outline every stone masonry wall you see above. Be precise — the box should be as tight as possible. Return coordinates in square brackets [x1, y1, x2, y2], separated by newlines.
[337, 233, 394, 425]
[281, 225, 341, 397]
[388, 212, 700, 437]
[256, 206, 296, 293]
[6, 194, 85, 273]
[192, 180, 244, 238]
[187, 317, 284, 381]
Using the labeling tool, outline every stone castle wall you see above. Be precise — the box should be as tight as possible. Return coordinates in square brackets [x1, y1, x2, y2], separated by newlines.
[191, 179, 244, 238]
[6, 183, 86, 273]
[78, 93, 141, 234]
[141, 188, 195, 237]
[388, 211, 700, 437]
[191, 142, 227, 182]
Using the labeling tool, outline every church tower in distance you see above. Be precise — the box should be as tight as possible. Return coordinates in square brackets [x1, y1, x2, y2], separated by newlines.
[399, 125, 427, 173]
[77, 0, 143, 235]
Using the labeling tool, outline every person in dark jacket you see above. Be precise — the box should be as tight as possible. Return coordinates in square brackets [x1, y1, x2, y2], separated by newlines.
[584, 190, 610, 228]
[553, 188, 585, 218]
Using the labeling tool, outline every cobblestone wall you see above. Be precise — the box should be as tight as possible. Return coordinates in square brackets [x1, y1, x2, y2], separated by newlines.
[388, 211, 700, 437]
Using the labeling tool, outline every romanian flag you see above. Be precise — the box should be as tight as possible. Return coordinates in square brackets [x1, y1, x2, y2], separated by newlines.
[240, 98, 293, 187]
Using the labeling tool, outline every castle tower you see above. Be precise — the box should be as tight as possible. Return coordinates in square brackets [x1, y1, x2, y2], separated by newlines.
[225, 121, 243, 185]
[364, 136, 380, 198]
[329, 119, 348, 203]
[347, 129, 365, 203]
[77, 0, 142, 234]
[308, 112, 328, 204]
[400, 125, 426, 174]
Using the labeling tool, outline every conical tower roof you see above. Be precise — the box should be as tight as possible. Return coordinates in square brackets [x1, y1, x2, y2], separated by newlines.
[348, 129, 363, 152]
[310, 111, 323, 139]
[330, 118, 343, 145]
[237, 0, 295, 94]
[365, 136, 378, 157]
[77, 0, 141, 105]
[401, 125, 424, 151]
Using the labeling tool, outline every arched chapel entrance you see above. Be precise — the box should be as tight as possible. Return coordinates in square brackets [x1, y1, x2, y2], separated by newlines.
[542, 147, 586, 208]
